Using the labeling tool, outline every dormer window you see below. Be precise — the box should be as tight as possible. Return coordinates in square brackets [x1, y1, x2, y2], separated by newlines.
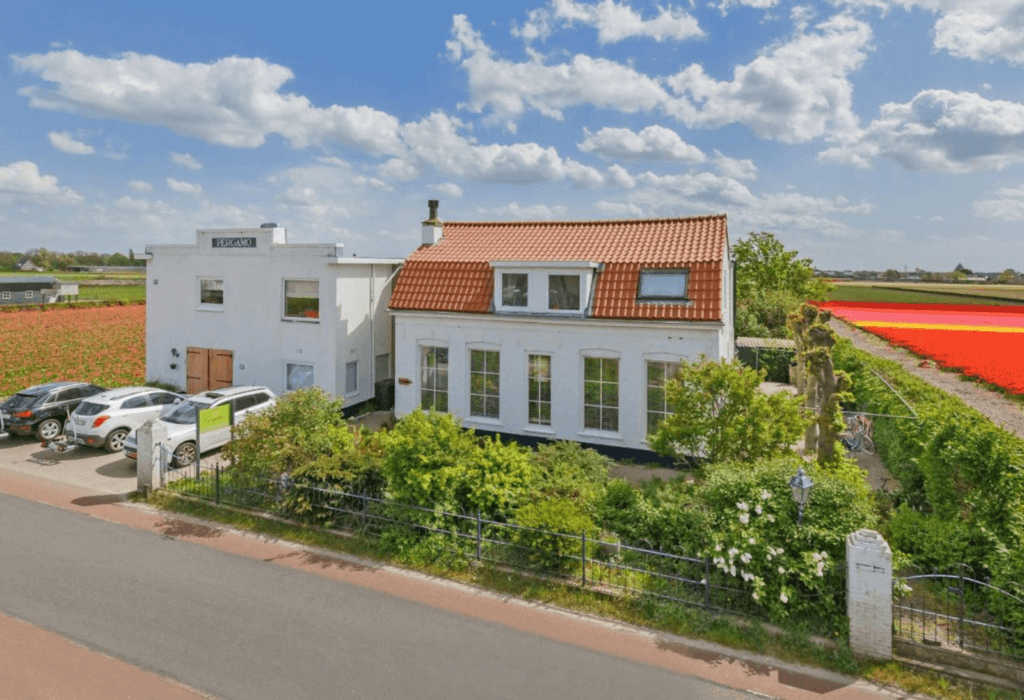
[501, 273, 528, 307]
[548, 275, 580, 311]
[637, 269, 689, 302]
[492, 261, 599, 315]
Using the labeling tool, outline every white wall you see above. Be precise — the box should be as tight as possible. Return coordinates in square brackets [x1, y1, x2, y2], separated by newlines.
[145, 228, 400, 400]
[393, 311, 727, 451]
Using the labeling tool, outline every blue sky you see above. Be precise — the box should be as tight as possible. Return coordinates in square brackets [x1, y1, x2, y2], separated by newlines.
[4, 0, 1024, 271]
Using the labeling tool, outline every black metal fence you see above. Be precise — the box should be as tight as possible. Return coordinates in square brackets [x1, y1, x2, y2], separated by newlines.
[894, 564, 1024, 661]
[165, 466, 847, 636]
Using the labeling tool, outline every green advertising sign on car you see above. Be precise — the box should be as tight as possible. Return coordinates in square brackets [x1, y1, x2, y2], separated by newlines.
[198, 403, 233, 434]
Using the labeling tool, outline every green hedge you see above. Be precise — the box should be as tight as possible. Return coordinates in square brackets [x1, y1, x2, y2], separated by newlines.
[832, 338, 1024, 595]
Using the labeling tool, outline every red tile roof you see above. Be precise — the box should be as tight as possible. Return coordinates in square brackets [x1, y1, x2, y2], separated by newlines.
[389, 215, 728, 321]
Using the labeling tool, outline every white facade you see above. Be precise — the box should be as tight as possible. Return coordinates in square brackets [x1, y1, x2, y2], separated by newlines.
[393, 311, 730, 452]
[144, 227, 401, 403]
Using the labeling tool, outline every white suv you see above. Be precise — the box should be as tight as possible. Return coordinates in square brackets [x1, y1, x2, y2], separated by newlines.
[66, 387, 186, 452]
[123, 386, 276, 467]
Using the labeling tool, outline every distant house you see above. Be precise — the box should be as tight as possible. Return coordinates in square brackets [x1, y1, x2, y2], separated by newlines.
[66, 265, 144, 273]
[15, 258, 42, 272]
[0, 276, 76, 305]
[389, 202, 735, 454]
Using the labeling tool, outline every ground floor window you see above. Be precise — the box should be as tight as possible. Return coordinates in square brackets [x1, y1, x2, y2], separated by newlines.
[469, 350, 500, 418]
[24, 290, 33, 299]
[646, 360, 681, 435]
[527, 354, 551, 426]
[286, 362, 314, 391]
[583, 356, 619, 432]
[346, 361, 358, 394]
[420, 346, 448, 412]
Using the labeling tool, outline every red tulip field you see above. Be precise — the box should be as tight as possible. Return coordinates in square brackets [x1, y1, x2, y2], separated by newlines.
[0, 304, 146, 395]
[820, 301, 1024, 394]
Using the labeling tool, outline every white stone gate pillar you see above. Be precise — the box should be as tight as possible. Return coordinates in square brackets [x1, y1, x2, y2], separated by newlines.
[846, 529, 893, 660]
[136, 420, 168, 495]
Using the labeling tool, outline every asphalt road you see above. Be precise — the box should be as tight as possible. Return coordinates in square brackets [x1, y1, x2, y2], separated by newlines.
[0, 492, 754, 700]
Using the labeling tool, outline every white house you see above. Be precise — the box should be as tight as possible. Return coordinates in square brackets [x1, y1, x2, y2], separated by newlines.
[143, 225, 403, 405]
[389, 203, 735, 453]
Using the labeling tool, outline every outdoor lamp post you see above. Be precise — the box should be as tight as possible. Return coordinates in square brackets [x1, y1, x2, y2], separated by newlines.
[788, 467, 814, 526]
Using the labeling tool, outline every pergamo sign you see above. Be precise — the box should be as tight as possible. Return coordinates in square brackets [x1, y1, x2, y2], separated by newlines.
[212, 237, 257, 248]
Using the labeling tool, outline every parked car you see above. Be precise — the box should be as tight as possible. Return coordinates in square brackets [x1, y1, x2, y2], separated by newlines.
[123, 386, 277, 467]
[64, 387, 187, 452]
[0, 382, 106, 441]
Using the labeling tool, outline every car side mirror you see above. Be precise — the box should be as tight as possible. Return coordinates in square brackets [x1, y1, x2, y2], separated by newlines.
[173, 398, 182, 404]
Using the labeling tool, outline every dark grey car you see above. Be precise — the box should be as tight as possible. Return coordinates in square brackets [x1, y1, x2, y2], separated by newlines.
[0, 382, 107, 441]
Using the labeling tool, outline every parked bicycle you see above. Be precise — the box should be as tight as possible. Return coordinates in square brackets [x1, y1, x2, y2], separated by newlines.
[840, 412, 875, 455]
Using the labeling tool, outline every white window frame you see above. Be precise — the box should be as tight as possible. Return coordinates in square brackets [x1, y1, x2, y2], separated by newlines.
[468, 348, 500, 420]
[581, 352, 620, 435]
[283, 279, 320, 322]
[24, 290, 33, 300]
[285, 362, 315, 392]
[498, 272, 529, 310]
[419, 345, 449, 413]
[546, 273, 582, 313]
[197, 277, 224, 310]
[491, 261, 599, 316]
[1, 291, 10, 300]
[645, 359, 681, 438]
[527, 353, 552, 427]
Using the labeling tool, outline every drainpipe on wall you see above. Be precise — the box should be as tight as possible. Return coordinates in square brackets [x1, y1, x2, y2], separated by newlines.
[731, 250, 737, 359]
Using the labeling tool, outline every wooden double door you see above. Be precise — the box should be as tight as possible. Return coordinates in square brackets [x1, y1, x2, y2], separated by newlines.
[186, 347, 233, 395]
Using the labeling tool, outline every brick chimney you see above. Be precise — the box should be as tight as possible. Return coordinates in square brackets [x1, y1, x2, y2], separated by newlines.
[422, 199, 442, 246]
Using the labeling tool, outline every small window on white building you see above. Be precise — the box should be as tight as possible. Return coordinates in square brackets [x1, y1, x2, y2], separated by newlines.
[528, 354, 551, 426]
[24, 290, 33, 300]
[1, 291, 10, 300]
[501, 273, 528, 307]
[286, 363, 315, 391]
[469, 350, 500, 419]
[346, 361, 358, 394]
[375, 353, 391, 381]
[637, 269, 689, 302]
[199, 278, 224, 306]
[284, 280, 319, 320]
[583, 357, 619, 432]
[548, 275, 580, 310]
[646, 360, 681, 436]
[420, 346, 448, 412]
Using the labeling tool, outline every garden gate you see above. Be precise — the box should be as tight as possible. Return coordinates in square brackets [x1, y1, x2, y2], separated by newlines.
[893, 563, 1023, 661]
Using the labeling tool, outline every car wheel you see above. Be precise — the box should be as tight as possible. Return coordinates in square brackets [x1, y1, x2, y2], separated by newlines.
[104, 428, 129, 453]
[36, 418, 63, 442]
[173, 442, 197, 468]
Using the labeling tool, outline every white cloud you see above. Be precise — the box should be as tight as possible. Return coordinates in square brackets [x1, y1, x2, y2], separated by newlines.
[819, 90, 1024, 172]
[713, 151, 758, 180]
[718, 0, 782, 13]
[448, 15, 670, 130]
[383, 111, 606, 186]
[594, 200, 645, 217]
[477, 202, 568, 219]
[171, 152, 202, 169]
[430, 182, 464, 197]
[13, 50, 405, 155]
[514, 0, 703, 45]
[352, 175, 393, 191]
[665, 14, 872, 143]
[606, 164, 636, 189]
[128, 180, 153, 192]
[450, 13, 872, 143]
[166, 177, 202, 195]
[973, 182, 1024, 221]
[0, 161, 83, 204]
[578, 125, 706, 162]
[48, 130, 94, 155]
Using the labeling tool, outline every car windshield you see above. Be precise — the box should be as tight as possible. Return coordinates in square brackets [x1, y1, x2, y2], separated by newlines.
[160, 400, 209, 425]
[3, 394, 39, 411]
[75, 402, 108, 416]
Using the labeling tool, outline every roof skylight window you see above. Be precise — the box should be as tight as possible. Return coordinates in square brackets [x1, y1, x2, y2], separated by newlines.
[637, 269, 689, 302]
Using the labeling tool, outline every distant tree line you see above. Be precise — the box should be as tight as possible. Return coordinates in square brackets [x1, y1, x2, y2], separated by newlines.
[0, 248, 145, 271]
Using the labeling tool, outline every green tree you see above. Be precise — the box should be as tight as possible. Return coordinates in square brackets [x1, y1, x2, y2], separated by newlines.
[882, 269, 900, 281]
[650, 357, 809, 466]
[733, 232, 831, 338]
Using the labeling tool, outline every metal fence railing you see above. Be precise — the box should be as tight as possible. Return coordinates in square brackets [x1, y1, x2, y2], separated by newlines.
[164, 466, 848, 636]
